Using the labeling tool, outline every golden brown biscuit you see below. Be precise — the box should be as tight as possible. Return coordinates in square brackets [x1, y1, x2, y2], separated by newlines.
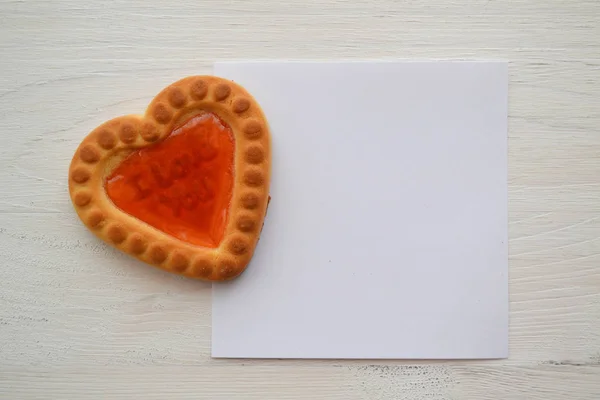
[68, 76, 271, 281]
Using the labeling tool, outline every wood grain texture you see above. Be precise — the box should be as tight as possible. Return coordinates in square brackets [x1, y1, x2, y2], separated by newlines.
[1, 0, 599, 398]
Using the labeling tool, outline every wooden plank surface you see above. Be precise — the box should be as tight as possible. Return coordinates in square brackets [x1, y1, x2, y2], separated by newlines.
[1, 0, 599, 398]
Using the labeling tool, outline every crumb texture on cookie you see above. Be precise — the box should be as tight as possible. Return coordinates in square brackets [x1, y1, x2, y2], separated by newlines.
[68, 75, 271, 281]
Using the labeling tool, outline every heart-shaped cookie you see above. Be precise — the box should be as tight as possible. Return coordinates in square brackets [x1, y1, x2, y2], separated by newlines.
[68, 76, 271, 281]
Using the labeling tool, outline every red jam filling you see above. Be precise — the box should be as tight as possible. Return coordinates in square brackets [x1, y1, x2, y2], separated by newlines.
[105, 113, 235, 248]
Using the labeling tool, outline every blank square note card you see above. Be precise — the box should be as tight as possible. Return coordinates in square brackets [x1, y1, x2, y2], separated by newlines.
[212, 61, 508, 359]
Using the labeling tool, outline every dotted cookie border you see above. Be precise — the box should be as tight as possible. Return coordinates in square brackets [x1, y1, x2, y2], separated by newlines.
[68, 76, 271, 281]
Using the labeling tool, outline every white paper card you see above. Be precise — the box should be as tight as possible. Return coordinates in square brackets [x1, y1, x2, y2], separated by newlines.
[212, 61, 508, 359]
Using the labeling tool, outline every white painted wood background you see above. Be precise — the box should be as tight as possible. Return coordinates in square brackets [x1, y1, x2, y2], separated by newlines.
[1, 0, 599, 398]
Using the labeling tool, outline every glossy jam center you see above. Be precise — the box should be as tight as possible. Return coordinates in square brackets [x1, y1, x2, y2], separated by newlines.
[105, 113, 235, 248]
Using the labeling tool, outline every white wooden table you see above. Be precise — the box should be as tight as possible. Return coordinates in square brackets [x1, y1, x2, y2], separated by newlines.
[1, 1, 599, 398]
